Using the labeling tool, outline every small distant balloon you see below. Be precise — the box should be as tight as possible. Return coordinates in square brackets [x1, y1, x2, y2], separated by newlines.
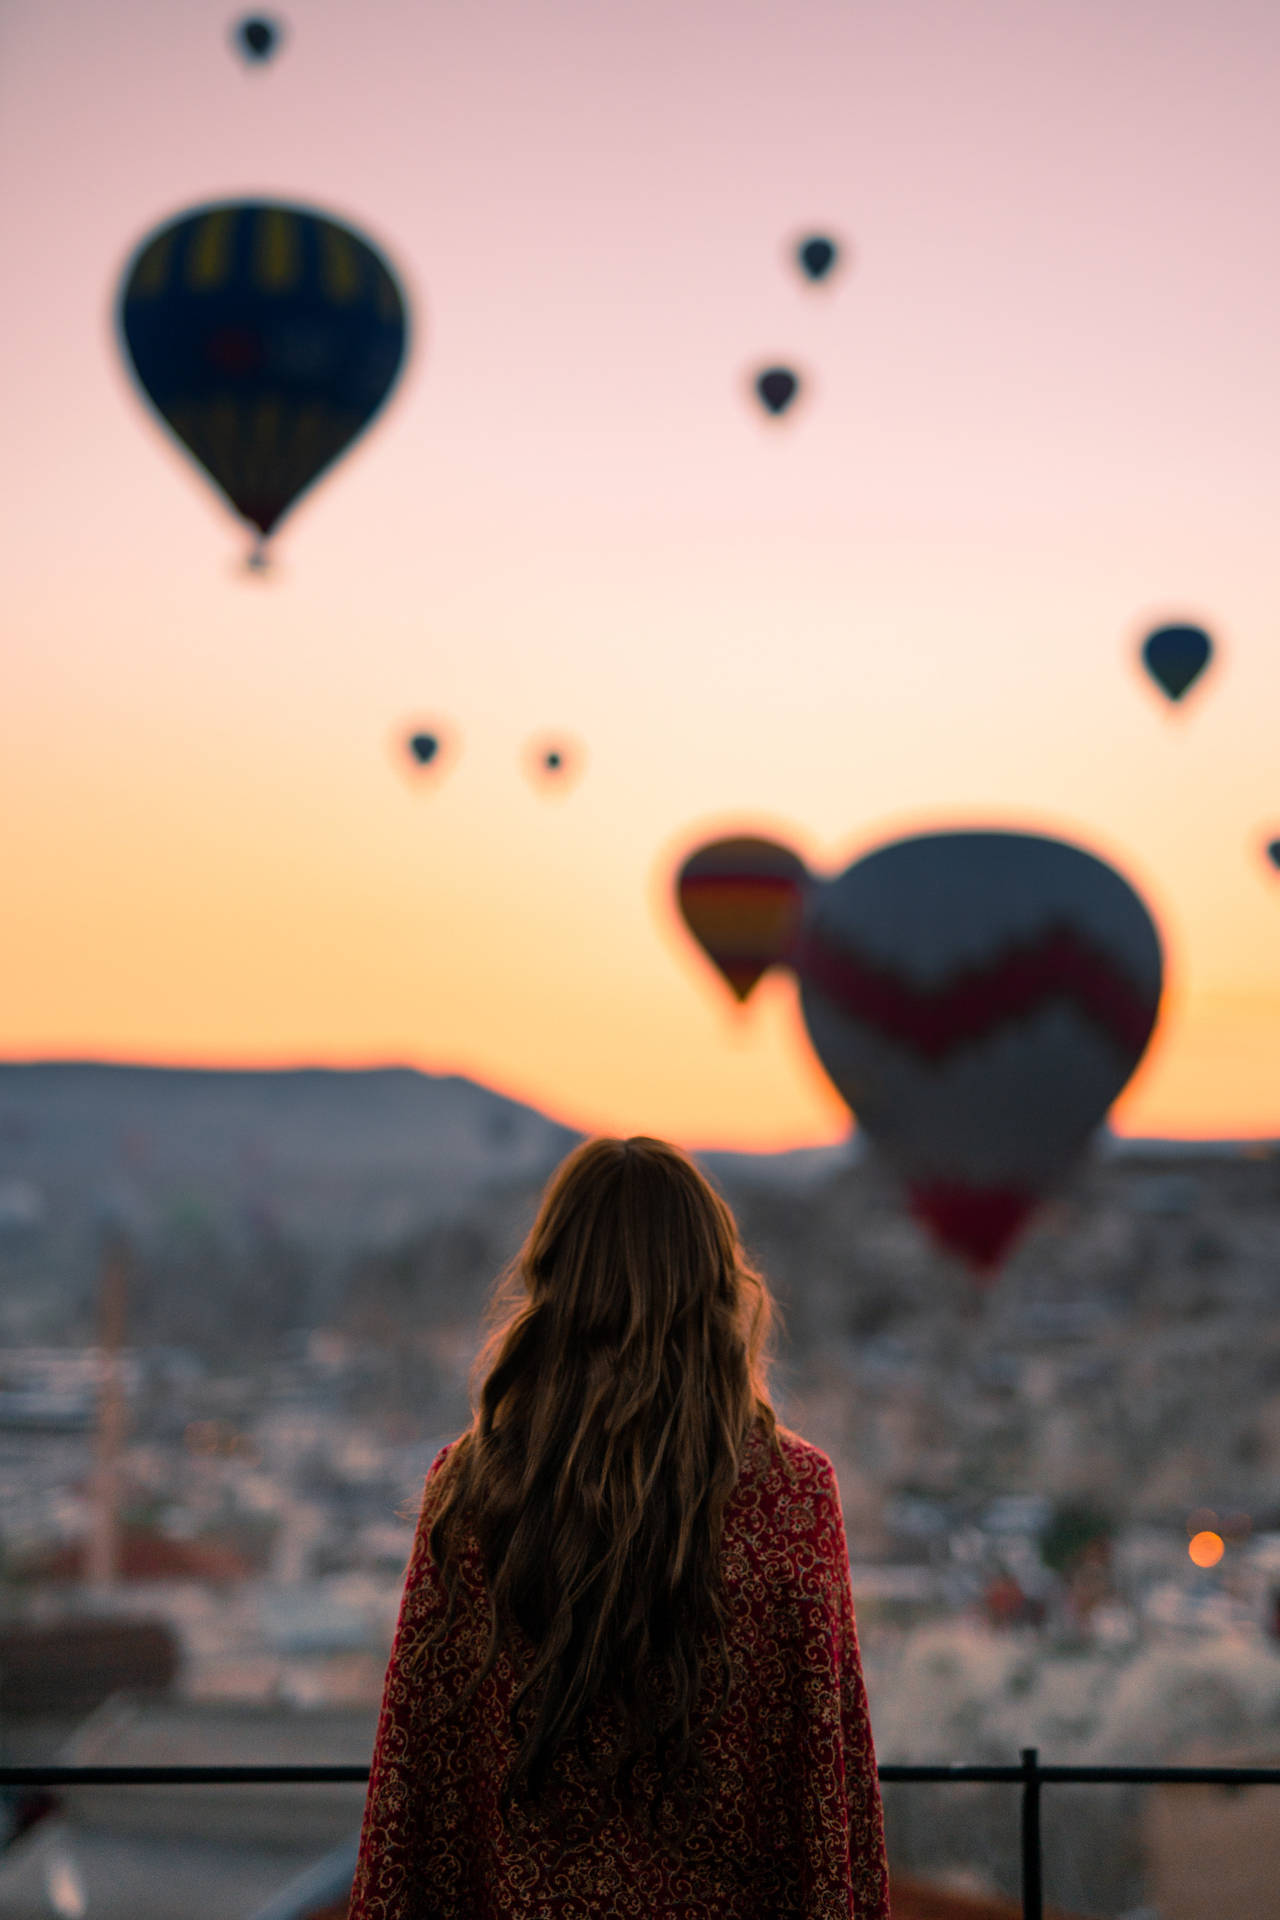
[1141, 624, 1213, 704]
[407, 732, 440, 768]
[525, 738, 581, 790]
[1266, 838, 1280, 872]
[754, 366, 800, 417]
[234, 16, 281, 61]
[796, 235, 840, 283]
[677, 836, 810, 1005]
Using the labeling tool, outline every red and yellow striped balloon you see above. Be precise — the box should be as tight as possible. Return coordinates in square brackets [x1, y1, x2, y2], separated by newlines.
[676, 837, 809, 1003]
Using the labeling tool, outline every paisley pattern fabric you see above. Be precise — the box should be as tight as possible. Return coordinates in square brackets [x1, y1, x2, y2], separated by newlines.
[348, 1426, 890, 1918]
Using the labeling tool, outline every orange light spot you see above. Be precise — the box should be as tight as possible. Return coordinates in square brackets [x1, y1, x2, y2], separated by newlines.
[1189, 1530, 1224, 1568]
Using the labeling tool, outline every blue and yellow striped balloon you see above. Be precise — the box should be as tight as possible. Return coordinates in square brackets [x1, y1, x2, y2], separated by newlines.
[118, 200, 410, 554]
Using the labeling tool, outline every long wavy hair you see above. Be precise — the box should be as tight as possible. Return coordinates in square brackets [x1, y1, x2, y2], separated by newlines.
[423, 1135, 780, 1837]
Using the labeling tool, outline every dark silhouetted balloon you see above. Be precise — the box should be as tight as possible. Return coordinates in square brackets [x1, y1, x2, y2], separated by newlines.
[235, 16, 281, 61]
[796, 235, 839, 282]
[118, 201, 409, 559]
[525, 738, 581, 790]
[1265, 838, 1280, 871]
[1141, 624, 1213, 703]
[408, 732, 440, 767]
[796, 831, 1163, 1275]
[677, 836, 810, 1004]
[754, 367, 800, 417]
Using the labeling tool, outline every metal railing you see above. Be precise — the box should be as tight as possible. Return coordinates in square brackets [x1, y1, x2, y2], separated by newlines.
[4, 1749, 1280, 1919]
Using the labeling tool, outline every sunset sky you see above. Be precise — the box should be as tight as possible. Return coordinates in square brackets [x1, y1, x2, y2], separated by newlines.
[4, 0, 1280, 1149]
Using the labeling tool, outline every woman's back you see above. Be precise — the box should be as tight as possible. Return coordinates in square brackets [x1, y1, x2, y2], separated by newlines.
[349, 1423, 888, 1917]
[348, 1138, 889, 1917]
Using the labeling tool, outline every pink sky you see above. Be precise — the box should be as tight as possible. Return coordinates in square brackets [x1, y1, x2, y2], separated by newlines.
[3, 0, 1280, 1147]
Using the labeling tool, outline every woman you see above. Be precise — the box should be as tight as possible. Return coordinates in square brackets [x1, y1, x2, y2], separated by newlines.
[348, 1137, 890, 1918]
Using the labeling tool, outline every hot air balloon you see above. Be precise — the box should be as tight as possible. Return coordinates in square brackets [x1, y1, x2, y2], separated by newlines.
[524, 738, 582, 790]
[1141, 624, 1213, 704]
[796, 830, 1163, 1275]
[407, 731, 441, 768]
[795, 235, 840, 283]
[233, 16, 282, 62]
[118, 201, 409, 562]
[1265, 838, 1280, 872]
[677, 837, 810, 1004]
[753, 366, 800, 417]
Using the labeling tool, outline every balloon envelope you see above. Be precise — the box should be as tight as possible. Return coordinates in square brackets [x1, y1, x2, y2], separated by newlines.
[754, 367, 799, 416]
[797, 831, 1163, 1273]
[525, 738, 582, 790]
[677, 837, 810, 1003]
[1141, 624, 1212, 703]
[407, 732, 440, 767]
[235, 16, 280, 60]
[118, 201, 409, 547]
[796, 235, 839, 282]
[1266, 838, 1280, 871]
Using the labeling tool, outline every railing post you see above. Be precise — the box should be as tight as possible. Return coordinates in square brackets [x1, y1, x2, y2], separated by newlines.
[1020, 1746, 1043, 1920]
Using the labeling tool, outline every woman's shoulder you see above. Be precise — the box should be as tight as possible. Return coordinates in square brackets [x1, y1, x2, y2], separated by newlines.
[426, 1435, 464, 1477]
[742, 1419, 836, 1485]
[416, 1435, 462, 1503]
[731, 1420, 840, 1522]
[772, 1423, 837, 1482]
[723, 1424, 848, 1602]
[412, 1435, 471, 1541]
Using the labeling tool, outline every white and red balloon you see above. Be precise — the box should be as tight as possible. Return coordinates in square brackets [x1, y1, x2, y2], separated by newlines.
[794, 831, 1164, 1274]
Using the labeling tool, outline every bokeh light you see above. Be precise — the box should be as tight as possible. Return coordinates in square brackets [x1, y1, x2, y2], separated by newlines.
[1188, 1530, 1224, 1569]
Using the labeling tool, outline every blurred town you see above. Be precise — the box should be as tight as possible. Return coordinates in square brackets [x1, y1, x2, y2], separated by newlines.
[0, 1064, 1278, 1918]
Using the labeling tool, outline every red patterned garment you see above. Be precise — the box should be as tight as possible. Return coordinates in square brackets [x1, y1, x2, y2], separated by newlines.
[349, 1425, 891, 1919]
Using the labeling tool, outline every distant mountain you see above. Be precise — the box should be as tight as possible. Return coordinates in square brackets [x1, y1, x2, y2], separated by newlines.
[0, 1058, 577, 1187]
[1, 1063, 1266, 1217]
[699, 1139, 861, 1189]
[0, 1060, 1272, 1347]
[0, 1062, 576, 1299]
[0, 1062, 860, 1346]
